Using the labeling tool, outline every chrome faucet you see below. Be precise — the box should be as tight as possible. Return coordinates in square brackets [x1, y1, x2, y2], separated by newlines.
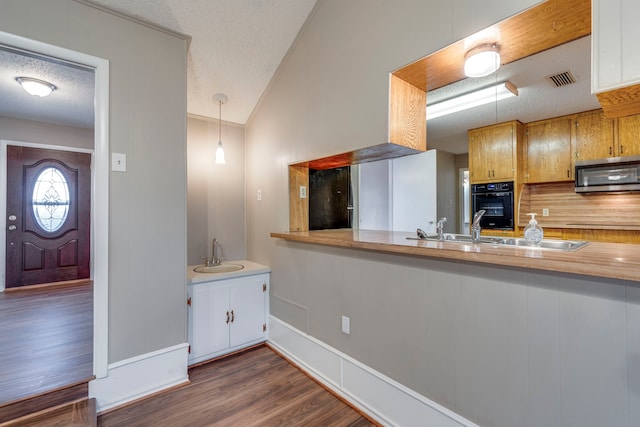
[471, 210, 486, 243]
[436, 217, 447, 240]
[211, 238, 222, 266]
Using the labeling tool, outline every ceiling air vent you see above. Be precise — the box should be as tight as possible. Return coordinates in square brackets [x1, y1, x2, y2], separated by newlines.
[546, 71, 577, 88]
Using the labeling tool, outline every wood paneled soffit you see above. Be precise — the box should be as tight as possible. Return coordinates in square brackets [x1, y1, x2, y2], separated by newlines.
[392, 0, 591, 93]
[597, 84, 640, 119]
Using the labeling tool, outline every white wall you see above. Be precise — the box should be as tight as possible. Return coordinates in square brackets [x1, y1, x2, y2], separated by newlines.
[187, 116, 246, 264]
[0, 0, 188, 363]
[240, 0, 640, 426]
[358, 149, 458, 234]
[0, 116, 93, 150]
[391, 151, 437, 233]
[436, 150, 457, 234]
[358, 160, 391, 230]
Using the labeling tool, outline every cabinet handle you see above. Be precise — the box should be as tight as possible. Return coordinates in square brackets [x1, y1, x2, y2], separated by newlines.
[567, 169, 570, 178]
[620, 145, 624, 154]
[609, 146, 613, 156]
[226, 311, 230, 324]
[231, 310, 235, 323]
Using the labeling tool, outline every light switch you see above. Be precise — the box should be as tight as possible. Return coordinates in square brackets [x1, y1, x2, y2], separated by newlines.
[112, 153, 127, 172]
[257, 190, 262, 201]
[300, 186, 307, 199]
[342, 315, 350, 334]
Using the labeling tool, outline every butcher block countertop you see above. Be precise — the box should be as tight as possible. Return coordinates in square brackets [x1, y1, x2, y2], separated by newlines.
[270, 229, 640, 283]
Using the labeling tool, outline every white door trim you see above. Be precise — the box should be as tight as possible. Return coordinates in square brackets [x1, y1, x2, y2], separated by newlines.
[0, 30, 110, 378]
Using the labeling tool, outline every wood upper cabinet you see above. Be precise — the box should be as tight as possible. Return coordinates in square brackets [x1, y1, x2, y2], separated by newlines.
[574, 109, 640, 160]
[617, 114, 640, 156]
[525, 117, 573, 183]
[574, 110, 615, 160]
[468, 121, 522, 183]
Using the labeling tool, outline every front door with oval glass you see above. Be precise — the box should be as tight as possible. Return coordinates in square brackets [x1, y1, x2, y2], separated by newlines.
[6, 145, 91, 288]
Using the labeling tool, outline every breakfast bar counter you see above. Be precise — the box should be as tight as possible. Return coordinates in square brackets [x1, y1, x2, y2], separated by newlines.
[271, 229, 640, 282]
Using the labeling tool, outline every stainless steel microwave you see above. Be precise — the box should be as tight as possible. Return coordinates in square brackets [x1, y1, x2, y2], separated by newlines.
[575, 156, 640, 193]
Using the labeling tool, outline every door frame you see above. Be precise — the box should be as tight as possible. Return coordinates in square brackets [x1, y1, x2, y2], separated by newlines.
[0, 30, 110, 379]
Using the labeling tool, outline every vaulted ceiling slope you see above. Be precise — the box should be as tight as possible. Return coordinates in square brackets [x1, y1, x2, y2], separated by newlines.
[86, 0, 318, 125]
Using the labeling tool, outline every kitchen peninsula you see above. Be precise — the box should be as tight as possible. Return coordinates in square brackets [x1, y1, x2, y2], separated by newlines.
[271, 229, 640, 283]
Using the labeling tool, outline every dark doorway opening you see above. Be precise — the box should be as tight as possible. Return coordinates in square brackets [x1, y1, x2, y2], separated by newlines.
[309, 166, 353, 230]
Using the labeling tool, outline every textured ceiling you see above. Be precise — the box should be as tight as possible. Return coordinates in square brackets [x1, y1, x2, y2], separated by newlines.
[87, 0, 318, 125]
[0, 1, 599, 153]
[427, 36, 600, 154]
[0, 46, 94, 129]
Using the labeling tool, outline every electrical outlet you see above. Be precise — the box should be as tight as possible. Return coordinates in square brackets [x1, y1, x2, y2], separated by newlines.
[257, 190, 262, 201]
[542, 208, 549, 217]
[342, 315, 350, 334]
[300, 185, 307, 199]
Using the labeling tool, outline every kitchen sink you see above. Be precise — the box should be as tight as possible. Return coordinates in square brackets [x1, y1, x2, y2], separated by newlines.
[408, 233, 506, 245]
[500, 238, 589, 251]
[408, 234, 589, 251]
[193, 263, 245, 274]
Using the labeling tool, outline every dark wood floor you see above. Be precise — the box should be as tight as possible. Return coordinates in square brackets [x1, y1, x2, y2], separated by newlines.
[98, 345, 378, 427]
[0, 283, 93, 405]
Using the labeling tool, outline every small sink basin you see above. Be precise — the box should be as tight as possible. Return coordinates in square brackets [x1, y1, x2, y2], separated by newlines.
[193, 263, 245, 274]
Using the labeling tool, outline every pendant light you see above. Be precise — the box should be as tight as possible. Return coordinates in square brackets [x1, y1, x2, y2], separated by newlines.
[213, 93, 228, 165]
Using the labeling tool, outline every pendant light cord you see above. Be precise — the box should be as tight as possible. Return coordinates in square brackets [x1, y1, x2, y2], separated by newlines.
[218, 99, 222, 145]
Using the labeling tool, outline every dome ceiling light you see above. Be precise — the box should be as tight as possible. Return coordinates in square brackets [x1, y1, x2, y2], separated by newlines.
[15, 76, 57, 97]
[464, 44, 501, 78]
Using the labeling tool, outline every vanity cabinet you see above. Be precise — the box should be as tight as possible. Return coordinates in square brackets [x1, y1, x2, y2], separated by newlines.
[468, 121, 522, 183]
[525, 116, 573, 183]
[188, 273, 269, 364]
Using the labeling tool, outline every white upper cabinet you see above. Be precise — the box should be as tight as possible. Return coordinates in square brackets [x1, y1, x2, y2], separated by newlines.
[592, 0, 640, 93]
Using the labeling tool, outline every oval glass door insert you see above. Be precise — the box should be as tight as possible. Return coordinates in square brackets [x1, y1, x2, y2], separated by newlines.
[32, 167, 70, 233]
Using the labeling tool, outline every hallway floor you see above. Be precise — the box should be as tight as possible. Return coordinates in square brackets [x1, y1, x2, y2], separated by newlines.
[98, 345, 377, 426]
[0, 283, 93, 405]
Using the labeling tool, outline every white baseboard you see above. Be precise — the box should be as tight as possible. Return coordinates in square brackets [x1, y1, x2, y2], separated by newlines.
[268, 316, 478, 427]
[89, 343, 190, 413]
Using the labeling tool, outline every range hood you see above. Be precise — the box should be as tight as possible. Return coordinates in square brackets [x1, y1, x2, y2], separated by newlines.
[575, 156, 640, 193]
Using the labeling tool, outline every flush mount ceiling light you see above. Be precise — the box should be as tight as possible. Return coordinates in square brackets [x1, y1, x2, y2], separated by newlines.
[426, 81, 518, 120]
[464, 44, 501, 78]
[213, 93, 228, 165]
[15, 77, 57, 97]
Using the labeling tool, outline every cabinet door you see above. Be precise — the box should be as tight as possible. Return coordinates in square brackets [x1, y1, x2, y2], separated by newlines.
[575, 110, 615, 160]
[617, 114, 640, 156]
[229, 275, 267, 348]
[468, 129, 490, 183]
[487, 122, 515, 181]
[526, 118, 572, 182]
[190, 283, 230, 360]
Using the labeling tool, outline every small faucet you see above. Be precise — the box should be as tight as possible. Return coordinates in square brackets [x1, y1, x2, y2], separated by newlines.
[436, 218, 447, 240]
[471, 210, 486, 243]
[211, 238, 222, 266]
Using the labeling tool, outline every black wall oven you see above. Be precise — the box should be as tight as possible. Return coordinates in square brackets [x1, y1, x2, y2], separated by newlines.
[471, 181, 514, 230]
